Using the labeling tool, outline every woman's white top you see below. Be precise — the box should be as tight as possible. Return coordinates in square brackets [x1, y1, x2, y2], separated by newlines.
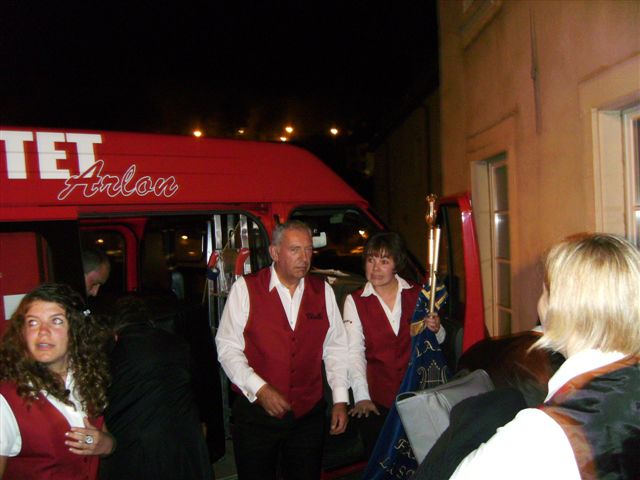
[449, 349, 627, 480]
[0, 372, 87, 456]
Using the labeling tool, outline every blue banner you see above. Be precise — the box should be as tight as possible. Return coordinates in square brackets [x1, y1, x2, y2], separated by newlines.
[362, 282, 450, 480]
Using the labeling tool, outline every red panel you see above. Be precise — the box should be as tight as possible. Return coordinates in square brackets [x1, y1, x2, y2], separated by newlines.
[441, 192, 486, 352]
[0, 127, 368, 216]
[0, 232, 42, 333]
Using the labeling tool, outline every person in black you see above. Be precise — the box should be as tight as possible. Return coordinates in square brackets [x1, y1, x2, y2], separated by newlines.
[412, 331, 565, 480]
[100, 296, 213, 480]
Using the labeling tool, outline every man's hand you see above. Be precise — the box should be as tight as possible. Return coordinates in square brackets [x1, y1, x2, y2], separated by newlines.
[425, 313, 441, 333]
[348, 399, 380, 418]
[256, 384, 291, 418]
[329, 402, 348, 435]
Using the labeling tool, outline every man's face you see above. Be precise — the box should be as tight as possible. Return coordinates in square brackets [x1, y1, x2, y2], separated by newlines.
[85, 262, 110, 297]
[270, 228, 313, 289]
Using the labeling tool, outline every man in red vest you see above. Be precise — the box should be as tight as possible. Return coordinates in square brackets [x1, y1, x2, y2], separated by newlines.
[216, 220, 349, 480]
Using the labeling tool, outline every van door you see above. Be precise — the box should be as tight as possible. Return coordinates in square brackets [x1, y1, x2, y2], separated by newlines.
[80, 210, 271, 463]
[0, 220, 84, 332]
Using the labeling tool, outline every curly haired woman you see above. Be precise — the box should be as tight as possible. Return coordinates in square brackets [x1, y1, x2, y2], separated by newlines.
[0, 283, 114, 479]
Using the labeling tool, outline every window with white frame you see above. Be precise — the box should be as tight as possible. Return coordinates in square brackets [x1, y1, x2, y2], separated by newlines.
[623, 106, 640, 246]
[472, 153, 512, 336]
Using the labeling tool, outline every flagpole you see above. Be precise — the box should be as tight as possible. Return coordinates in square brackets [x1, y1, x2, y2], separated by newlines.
[425, 194, 440, 314]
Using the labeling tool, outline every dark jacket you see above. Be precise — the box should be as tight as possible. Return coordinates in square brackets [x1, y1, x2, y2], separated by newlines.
[101, 322, 213, 480]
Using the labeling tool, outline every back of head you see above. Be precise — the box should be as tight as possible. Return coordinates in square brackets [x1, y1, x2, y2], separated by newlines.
[82, 248, 109, 274]
[111, 296, 153, 332]
[538, 233, 640, 356]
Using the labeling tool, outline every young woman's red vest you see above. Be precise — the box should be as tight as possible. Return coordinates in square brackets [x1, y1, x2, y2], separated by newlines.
[0, 381, 103, 480]
[243, 269, 329, 418]
[352, 283, 419, 408]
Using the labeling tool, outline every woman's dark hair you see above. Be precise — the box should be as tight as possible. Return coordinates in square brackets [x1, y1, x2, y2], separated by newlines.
[363, 232, 408, 271]
[111, 295, 153, 332]
[0, 283, 110, 417]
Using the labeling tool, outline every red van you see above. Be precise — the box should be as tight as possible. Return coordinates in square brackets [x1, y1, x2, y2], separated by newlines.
[0, 126, 485, 476]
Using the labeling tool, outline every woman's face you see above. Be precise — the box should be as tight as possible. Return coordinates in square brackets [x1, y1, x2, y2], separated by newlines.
[23, 300, 70, 376]
[365, 251, 397, 290]
[537, 284, 549, 327]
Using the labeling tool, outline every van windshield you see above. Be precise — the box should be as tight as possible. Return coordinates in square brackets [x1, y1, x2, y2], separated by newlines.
[289, 207, 382, 277]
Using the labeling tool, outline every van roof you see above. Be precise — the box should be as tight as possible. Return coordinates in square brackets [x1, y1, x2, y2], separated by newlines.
[0, 127, 367, 218]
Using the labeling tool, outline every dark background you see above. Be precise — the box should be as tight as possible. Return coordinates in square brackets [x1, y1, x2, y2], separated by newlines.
[1, 1, 439, 196]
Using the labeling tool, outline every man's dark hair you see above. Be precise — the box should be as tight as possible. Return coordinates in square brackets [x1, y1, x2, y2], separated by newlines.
[81, 248, 110, 274]
[111, 296, 153, 332]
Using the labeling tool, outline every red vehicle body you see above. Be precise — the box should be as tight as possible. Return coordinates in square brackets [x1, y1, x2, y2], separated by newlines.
[0, 126, 485, 476]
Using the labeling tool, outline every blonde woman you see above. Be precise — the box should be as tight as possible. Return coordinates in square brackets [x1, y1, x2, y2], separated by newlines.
[450, 233, 640, 479]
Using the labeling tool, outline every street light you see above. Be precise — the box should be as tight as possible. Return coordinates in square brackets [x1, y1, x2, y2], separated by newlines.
[193, 130, 203, 138]
[285, 125, 294, 134]
[329, 127, 339, 136]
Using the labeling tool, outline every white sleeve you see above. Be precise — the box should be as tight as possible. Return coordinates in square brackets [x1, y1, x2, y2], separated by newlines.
[215, 277, 266, 402]
[321, 283, 350, 404]
[0, 394, 22, 457]
[450, 408, 581, 480]
[343, 293, 370, 403]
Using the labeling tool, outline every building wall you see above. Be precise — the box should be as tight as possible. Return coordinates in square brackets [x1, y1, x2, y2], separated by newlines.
[370, 93, 441, 267]
[439, 0, 640, 332]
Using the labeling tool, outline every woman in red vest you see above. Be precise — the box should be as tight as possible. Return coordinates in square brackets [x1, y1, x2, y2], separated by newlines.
[343, 232, 446, 458]
[0, 283, 114, 479]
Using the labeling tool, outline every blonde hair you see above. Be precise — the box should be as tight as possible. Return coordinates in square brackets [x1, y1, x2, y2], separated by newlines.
[536, 233, 640, 356]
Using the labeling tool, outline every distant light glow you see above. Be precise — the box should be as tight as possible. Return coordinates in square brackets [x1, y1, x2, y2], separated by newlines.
[280, 136, 288, 142]
[285, 125, 294, 134]
[180, 235, 189, 240]
[237, 128, 245, 135]
[96, 238, 105, 244]
[193, 130, 203, 138]
[330, 127, 339, 136]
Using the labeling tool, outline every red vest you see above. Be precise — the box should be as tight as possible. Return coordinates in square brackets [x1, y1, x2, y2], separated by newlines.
[0, 381, 103, 480]
[243, 268, 329, 417]
[352, 283, 419, 408]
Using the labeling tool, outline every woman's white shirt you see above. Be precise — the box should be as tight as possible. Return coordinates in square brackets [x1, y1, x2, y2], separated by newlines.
[0, 373, 87, 456]
[449, 349, 627, 480]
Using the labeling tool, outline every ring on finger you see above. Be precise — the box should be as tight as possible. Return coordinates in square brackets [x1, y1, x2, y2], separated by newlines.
[84, 435, 94, 445]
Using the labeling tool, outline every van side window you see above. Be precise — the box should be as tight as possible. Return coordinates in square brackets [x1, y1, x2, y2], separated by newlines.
[290, 207, 382, 277]
[141, 213, 270, 311]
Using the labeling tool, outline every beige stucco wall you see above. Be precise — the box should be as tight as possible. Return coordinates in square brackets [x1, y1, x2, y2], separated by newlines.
[439, 0, 640, 332]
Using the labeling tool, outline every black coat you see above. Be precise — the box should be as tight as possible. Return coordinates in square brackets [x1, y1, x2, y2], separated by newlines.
[412, 388, 527, 480]
[101, 322, 213, 480]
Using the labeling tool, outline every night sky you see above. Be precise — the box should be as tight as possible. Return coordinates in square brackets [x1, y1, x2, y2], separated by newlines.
[1, 1, 439, 146]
